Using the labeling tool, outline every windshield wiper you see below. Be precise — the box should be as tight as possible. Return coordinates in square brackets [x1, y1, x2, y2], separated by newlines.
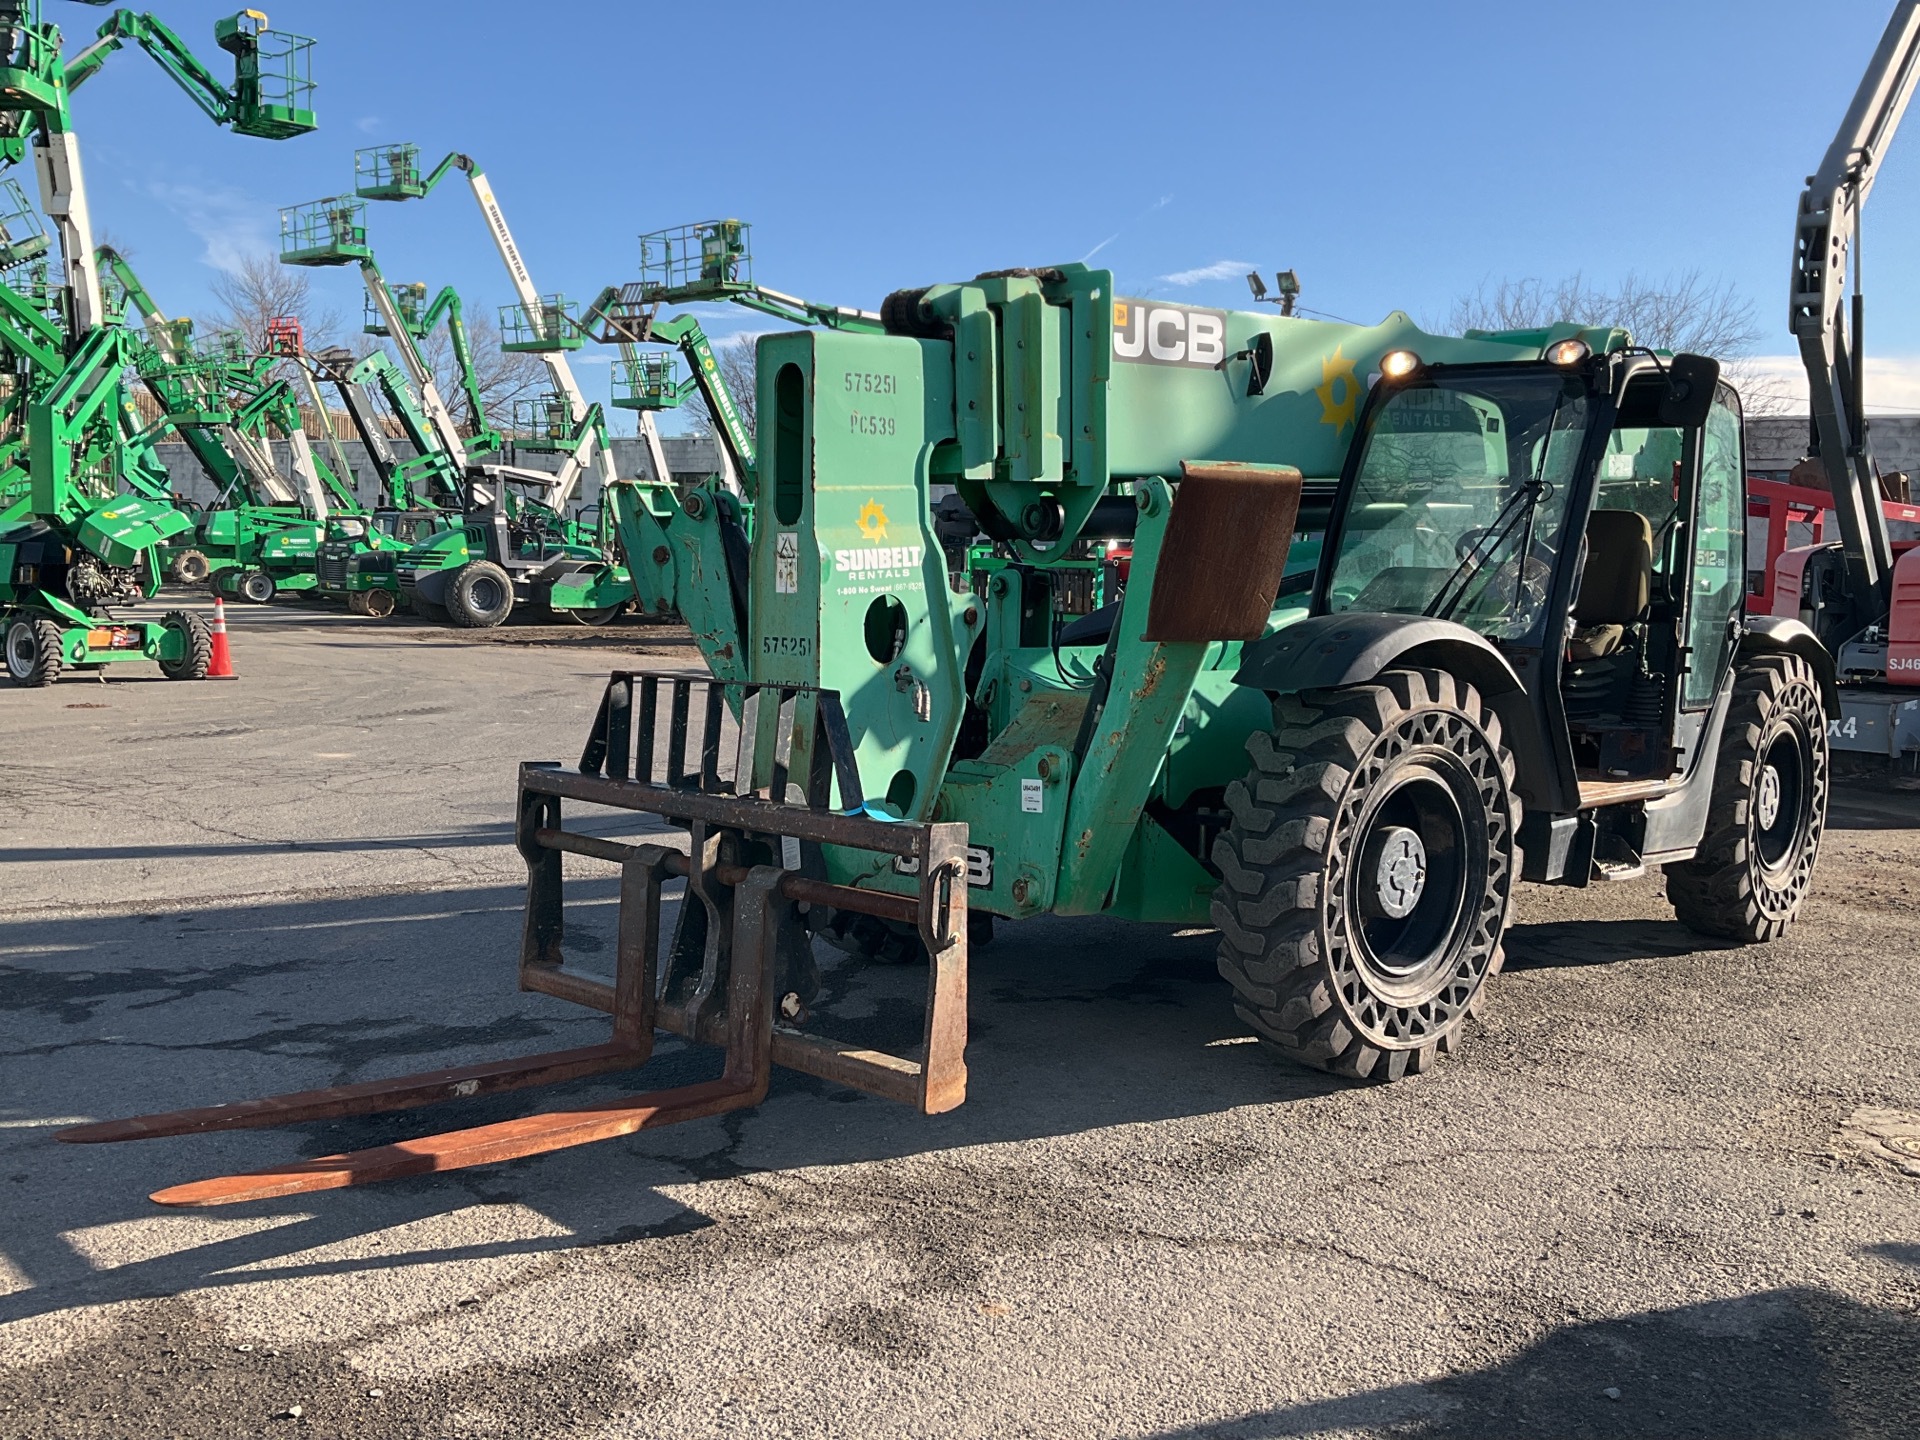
[1423, 478, 1547, 620]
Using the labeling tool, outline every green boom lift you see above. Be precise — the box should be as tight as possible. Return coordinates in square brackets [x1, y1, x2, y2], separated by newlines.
[99, 247, 355, 600]
[0, 1, 318, 686]
[281, 181, 613, 626]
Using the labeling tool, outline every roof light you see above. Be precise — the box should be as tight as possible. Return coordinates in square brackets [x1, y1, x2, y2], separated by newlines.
[1379, 349, 1423, 382]
[1546, 338, 1592, 367]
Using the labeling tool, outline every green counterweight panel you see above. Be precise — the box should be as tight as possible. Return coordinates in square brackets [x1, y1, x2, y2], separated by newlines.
[751, 329, 969, 820]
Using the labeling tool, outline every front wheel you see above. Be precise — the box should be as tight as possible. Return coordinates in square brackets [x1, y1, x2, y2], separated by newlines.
[445, 561, 514, 628]
[1666, 655, 1829, 942]
[5, 616, 65, 687]
[1212, 667, 1520, 1081]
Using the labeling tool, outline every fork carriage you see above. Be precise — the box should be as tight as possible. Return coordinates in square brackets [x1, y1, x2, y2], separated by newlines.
[62, 673, 970, 1207]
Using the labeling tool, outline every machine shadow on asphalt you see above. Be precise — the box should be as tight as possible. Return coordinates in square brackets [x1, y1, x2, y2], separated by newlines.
[1144, 1257, 1920, 1439]
[1, 879, 1352, 1324]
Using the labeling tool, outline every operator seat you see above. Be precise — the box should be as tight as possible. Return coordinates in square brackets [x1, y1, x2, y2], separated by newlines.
[1567, 509, 1653, 661]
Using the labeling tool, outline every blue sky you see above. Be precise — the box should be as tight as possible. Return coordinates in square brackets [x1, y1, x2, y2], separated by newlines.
[56, 0, 1920, 420]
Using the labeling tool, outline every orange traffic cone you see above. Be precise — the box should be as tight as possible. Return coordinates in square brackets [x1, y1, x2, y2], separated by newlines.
[206, 596, 238, 680]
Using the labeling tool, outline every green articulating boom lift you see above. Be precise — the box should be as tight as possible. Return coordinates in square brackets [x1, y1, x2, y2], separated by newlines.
[0, 0, 318, 686]
[60, 261, 1840, 1200]
[280, 185, 612, 626]
[532, 219, 885, 624]
[98, 246, 354, 601]
[306, 341, 469, 617]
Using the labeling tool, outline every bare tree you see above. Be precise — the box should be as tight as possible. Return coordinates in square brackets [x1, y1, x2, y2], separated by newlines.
[411, 306, 547, 438]
[202, 253, 340, 362]
[682, 334, 758, 441]
[1446, 271, 1792, 415]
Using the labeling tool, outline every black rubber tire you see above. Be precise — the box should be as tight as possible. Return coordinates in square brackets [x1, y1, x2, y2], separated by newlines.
[819, 910, 924, 965]
[1666, 655, 1829, 942]
[168, 549, 211, 586]
[158, 610, 212, 681]
[412, 598, 451, 625]
[237, 569, 276, 604]
[445, 561, 514, 628]
[5, 616, 65, 687]
[1212, 667, 1520, 1081]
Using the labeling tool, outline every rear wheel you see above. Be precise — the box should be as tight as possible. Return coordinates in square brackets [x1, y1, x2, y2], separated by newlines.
[1666, 654, 1828, 942]
[445, 561, 514, 628]
[236, 569, 276, 604]
[5, 616, 66, 687]
[168, 549, 210, 585]
[158, 610, 212, 681]
[1213, 667, 1519, 1081]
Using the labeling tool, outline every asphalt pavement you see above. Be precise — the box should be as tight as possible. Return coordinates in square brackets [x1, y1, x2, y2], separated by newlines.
[0, 595, 1916, 1439]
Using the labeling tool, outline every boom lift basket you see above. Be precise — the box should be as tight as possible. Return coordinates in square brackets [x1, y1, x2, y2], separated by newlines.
[509, 391, 579, 450]
[362, 281, 427, 337]
[2, 256, 58, 322]
[613, 352, 680, 410]
[353, 141, 427, 201]
[279, 196, 370, 266]
[634, 220, 752, 305]
[0, 176, 49, 269]
[500, 295, 583, 352]
[61, 671, 971, 1206]
[218, 16, 317, 139]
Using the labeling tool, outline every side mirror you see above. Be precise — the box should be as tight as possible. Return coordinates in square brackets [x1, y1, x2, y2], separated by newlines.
[1659, 353, 1721, 429]
[1246, 332, 1275, 396]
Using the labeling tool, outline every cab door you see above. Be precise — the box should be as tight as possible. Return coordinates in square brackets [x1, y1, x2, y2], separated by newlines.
[1679, 386, 1746, 716]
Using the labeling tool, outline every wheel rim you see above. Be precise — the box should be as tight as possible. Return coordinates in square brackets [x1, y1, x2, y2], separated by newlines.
[1325, 707, 1510, 1048]
[1755, 720, 1812, 873]
[1346, 767, 1473, 992]
[6, 624, 35, 677]
[470, 576, 505, 612]
[245, 574, 271, 601]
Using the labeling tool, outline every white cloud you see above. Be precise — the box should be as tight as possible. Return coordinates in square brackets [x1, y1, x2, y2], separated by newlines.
[139, 179, 273, 274]
[1160, 259, 1256, 287]
[355, 115, 385, 136]
[1738, 354, 1920, 414]
[1082, 193, 1174, 263]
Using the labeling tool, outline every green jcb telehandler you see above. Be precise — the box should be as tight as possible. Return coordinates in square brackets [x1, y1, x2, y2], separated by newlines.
[69, 266, 1834, 1203]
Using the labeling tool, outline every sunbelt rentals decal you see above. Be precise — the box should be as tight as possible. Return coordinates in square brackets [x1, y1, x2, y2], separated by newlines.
[833, 498, 923, 594]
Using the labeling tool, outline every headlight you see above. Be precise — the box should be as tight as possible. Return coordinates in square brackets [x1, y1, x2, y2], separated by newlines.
[1379, 349, 1423, 382]
[1546, 338, 1592, 367]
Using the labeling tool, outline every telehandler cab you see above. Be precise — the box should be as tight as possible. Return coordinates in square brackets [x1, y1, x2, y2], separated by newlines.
[1217, 341, 1831, 1076]
[68, 269, 1834, 1203]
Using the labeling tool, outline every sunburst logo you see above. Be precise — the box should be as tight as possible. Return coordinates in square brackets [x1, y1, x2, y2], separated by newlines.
[1315, 346, 1363, 436]
[857, 498, 889, 542]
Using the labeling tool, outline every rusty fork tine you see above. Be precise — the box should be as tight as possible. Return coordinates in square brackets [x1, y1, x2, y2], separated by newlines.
[147, 1077, 758, 1208]
[56, 1042, 650, 1145]
[142, 869, 789, 1209]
